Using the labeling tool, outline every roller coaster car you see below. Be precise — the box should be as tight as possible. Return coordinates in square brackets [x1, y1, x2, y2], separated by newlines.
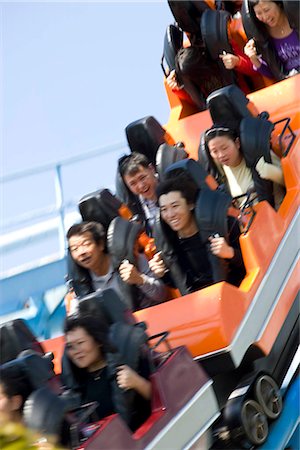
[130, 79, 299, 445]
[14, 74, 299, 448]
[1, 294, 218, 449]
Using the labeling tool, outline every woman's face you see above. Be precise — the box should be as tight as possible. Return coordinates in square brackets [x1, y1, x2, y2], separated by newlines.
[207, 135, 242, 167]
[66, 327, 103, 372]
[253, 1, 282, 28]
[159, 191, 194, 235]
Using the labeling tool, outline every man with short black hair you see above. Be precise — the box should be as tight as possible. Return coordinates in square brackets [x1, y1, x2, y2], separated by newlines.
[118, 153, 159, 235]
[67, 221, 166, 311]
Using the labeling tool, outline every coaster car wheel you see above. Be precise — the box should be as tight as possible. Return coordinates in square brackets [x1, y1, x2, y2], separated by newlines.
[240, 399, 268, 446]
[254, 374, 283, 420]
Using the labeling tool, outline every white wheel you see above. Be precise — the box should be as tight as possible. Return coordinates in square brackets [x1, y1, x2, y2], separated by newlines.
[255, 375, 282, 420]
[241, 399, 268, 445]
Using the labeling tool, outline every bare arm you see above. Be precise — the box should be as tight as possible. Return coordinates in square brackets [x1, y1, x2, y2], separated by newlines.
[116, 365, 151, 400]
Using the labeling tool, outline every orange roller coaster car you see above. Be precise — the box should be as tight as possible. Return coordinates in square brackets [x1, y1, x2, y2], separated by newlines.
[40, 75, 299, 449]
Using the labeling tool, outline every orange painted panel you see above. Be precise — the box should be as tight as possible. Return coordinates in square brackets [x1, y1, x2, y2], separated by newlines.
[42, 335, 64, 374]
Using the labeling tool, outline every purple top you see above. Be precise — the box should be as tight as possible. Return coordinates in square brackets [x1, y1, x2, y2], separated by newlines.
[256, 29, 300, 79]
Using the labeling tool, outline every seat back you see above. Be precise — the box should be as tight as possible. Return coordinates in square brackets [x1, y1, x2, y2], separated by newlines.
[107, 217, 145, 311]
[240, 116, 275, 206]
[206, 84, 253, 130]
[161, 24, 183, 77]
[79, 189, 127, 230]
[66, 251, 93, 299]
[167, 0, 211, 36]
[23, 386, 79, 446]
[109, 322, 149, 372]
[107, 216, 143, 269]
[201, 9, 232, 59]
[18, 352, 56, 388]
[164, 158, 208, 189]
[195, 188, 232, 242]
[0, 351, 57, 416]
[0, 319, 44, 364]
[241, 0, 285, 80]
[240, 116, 274, 167]
[125, 116, 166, 165]
[155, 143, 188, 181]
[283, 1, 300, 34]
[78, 289, 135, 326]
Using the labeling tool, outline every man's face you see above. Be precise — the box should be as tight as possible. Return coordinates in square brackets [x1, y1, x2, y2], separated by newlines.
[123, 165, 158, 201]
[68, 231, 104, 273]
[159, 190, 193, 235]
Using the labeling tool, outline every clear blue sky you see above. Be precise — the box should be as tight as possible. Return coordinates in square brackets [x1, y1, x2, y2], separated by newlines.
[2, 1, 174, 174]
[1, 1, 175, 272]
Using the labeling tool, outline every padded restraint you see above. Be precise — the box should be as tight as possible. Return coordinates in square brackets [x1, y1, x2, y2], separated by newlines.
[66, 251, 93, 299]
[283, 1, 299, 34]
[162, 24, 183, 75]
[240, 117, 274, 168]
[107, 217, 143, 269]
[195, 188, 232, 242]
[168, 0, 210, 36]
[125, 116, 166, 165]
[207, 84, 252, 130]
[198, 132, 226, 187]
[164, 158, 209, 189]
[241, 1, 284, 80]
[109, 322, 148, 372]
[0, 352, 55, 398]
[156, 143, 188, 181]
[115, 169, 144, 219]
[201, 9, 232, 60]
[23, 386, 75, 442]
[78, 289, 135, 325]
[0, 319, 44, 364]
[79, 189, 122, 230]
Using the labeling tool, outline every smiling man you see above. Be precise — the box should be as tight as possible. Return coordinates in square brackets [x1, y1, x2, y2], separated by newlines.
[66, 221, 166, 310]
[149, 172, 246, 294]
[118, 152, 159, 235]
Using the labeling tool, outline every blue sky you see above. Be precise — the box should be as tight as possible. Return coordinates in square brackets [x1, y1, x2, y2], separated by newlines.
[1, 1, 175, 272]
[3, 1, 174, 174]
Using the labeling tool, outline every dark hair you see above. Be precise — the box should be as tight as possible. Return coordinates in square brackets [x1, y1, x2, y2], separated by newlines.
[0, 364, 32, 410]
[156, 172, 199, 205]
[249, 0, 283, 8]
[66, 221, 106, 246]
[204, 125, 238, 145]
[64, 312, 116, 355]
[175, 46, 224, 99]
[249, 0, 284, 20]
[118, 152, 151, 178]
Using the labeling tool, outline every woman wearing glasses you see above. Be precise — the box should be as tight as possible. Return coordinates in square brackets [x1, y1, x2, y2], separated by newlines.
[204, 126, 285, 209]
